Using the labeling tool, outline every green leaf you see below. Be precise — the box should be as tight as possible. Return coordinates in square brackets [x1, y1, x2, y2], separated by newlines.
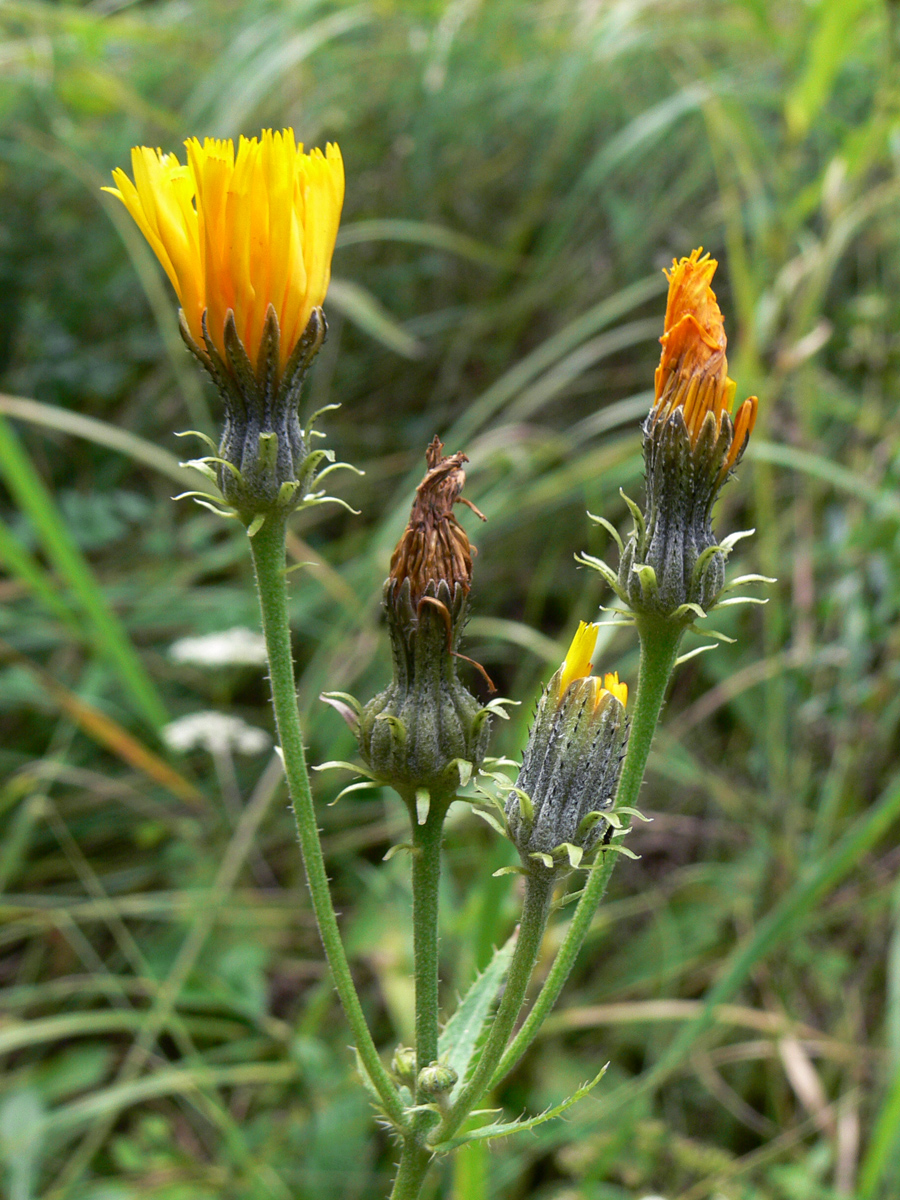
[619, 487, 646, 540]
[713, 595, 769, 607]
[415, 789, 431, 824]
[331, 781, 380, 805]
[674, 643, 718, 666]
[631, 563, 659, 596]
[671, 601, 707, 622]
[438, 932, 517, 1098]
[724, 573, 776, 589]
[431, 1066, 608, 1151]
[471, 808, 509, 838]
[480, 696, 520, 719]
[555, 841, 583, 868]
[575, 552, 630, 603]
[382, 843, 414, 862]
[313, 760, 376, 777]
[454, 758, 473, 787]
[615, 806, 652, 823]
[719, 527, 756, 551]
[587, 512, 624, 554]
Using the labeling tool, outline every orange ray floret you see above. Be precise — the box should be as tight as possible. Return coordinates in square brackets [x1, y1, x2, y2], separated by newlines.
[652, 248, 757, 474]
[105, 130, 344, 374]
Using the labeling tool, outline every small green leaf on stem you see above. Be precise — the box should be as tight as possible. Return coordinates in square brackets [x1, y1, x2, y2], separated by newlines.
[438, 933, 517, 1099]
[431, 1065, 608, 1152]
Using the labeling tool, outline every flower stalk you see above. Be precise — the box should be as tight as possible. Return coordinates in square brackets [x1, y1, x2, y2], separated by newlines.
[249, 514, 405, 1128]
[409, 792, 450, 1101]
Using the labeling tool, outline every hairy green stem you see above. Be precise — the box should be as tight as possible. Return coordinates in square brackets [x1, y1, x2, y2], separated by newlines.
[431, 868, 554, 1147]
[250, 514, 405, 1128]
[487, 618, 683, 1088]
[410, 796, 448, 1092]
[389, 1140, 433, 1200]
[390, 795, 453, 1197]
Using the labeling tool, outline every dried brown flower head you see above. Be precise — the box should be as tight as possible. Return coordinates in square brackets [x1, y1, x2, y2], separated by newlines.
[389, 436, 485, 606]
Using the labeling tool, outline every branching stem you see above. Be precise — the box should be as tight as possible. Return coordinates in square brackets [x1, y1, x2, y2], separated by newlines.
[487, 617, 683, 1086]
[431, 868, 554, 1147]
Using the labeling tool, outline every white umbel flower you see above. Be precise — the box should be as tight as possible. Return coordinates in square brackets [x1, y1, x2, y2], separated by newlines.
[169, 626, 268, 667]
[163, 712, 271, 756]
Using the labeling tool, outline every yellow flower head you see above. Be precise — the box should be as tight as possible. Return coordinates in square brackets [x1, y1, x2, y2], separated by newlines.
[557, 622, 627, 709]
[652, 248, 757, 474]
[105, 130, 344, 373]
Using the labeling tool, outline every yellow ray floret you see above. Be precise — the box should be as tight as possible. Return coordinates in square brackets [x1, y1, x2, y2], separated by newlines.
[104, 130, 344, 372]
[557, 624, 628, 710]
[558, 621, 599, 698]
[652, 248, 757, 474]
[603, 672, 628, 708]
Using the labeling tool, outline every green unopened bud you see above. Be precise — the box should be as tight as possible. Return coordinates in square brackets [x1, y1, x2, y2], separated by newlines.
[357, 438, 490, 803]
[391, 1046, 417, 1085]
[416, 1061, 458, 1097]
[618, 408, 737, 615]
[616, 250, 757, 621]
[506, 623, 629, 871]
[181, 306, 330, 522]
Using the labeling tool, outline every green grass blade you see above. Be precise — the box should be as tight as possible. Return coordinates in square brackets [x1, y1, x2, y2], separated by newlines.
[446, 273, 666, 445]
[859, 1057, 900, 1198]
[337, 218, 513, 269]
[599, 768, 900, 1116]
[748, 439, 900, 515]
[328, 278, 424, 359]
[45, 1061, 298, 1136]
[0, 394, 215, 492]
[0, 414, 167, 730]
[0, 514, 76, 627]
[451, 1141, 489, 1200]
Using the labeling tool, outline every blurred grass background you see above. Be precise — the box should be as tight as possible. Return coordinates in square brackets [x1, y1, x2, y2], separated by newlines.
[2, 0, 900, 1196]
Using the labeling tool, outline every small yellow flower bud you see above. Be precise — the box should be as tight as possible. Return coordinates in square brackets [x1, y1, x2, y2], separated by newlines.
[557, 620, 599, 698]
[505, 625, 629, 872]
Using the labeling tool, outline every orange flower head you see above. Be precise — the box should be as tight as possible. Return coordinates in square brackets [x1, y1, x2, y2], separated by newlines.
[652, 249, 757, 475]
[105, 130, 344, 374]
